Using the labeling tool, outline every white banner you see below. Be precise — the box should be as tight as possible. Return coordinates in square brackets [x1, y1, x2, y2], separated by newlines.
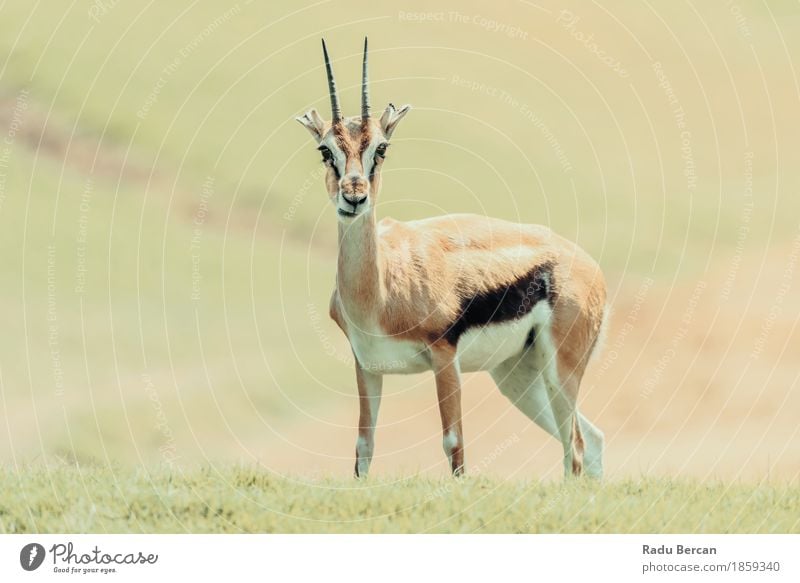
[1, 534, 797, 582]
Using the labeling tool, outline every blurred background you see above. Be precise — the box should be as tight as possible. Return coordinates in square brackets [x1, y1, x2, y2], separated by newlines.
[0, 0, 798, 481]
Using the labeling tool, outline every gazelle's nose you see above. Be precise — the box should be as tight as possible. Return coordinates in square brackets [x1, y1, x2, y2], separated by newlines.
[340, 173, 369, 196]
[341, 193, 367, 208]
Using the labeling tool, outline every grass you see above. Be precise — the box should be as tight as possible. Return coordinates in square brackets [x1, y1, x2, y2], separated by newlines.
[1, 467, 798, 533]
[0, 0, 799, 515]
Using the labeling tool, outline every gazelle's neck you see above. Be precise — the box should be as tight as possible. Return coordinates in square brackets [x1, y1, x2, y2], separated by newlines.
[337, 209, 382, 318]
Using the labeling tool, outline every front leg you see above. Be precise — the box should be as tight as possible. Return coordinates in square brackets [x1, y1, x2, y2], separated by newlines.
[354, 361, 383, 478]
[431, 343, 465, 476]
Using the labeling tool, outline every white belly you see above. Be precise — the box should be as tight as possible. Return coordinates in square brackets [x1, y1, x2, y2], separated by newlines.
[348, 329, 430, 374]
[348, 302, 552, 375]
[456, 302, 552, 372]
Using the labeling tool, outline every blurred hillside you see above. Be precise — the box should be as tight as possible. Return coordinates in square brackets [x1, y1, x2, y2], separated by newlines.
[0, 0, 798, 481]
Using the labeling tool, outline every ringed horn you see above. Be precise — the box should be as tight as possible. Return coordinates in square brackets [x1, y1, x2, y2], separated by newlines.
[320, 37, 371, 123]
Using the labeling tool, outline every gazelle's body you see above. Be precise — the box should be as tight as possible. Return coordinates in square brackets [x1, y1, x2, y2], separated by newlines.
[298, 39, 606, 479]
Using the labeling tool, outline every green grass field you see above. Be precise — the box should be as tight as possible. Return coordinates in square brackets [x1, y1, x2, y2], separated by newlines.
[1, 0, 799, 534]
[2, 468, 798, 533]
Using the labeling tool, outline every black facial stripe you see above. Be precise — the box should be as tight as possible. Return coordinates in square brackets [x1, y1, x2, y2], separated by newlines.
[441, 262, 555, 346]
[319, 144, 343, 179]
[328, 151, 342, 179]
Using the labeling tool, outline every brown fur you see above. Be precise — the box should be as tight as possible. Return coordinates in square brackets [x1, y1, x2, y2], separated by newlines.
[331, 208, 606, 478]
[303, 110, 606, 479]
[331, 119, 374, 176]
[430, 342, 464, 476]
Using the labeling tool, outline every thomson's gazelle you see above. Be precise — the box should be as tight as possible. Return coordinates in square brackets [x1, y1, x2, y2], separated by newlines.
[296, 39, 607, 478]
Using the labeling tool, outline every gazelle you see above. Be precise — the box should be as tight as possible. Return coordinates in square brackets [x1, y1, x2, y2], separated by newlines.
[296, 38, 607, 479]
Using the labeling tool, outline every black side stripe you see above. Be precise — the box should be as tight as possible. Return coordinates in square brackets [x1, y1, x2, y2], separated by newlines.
[441, 262, 555, 346]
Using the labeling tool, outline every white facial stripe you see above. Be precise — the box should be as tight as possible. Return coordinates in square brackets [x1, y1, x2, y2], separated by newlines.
[320, 134, 346, 176]
[361, 136, 382, 177]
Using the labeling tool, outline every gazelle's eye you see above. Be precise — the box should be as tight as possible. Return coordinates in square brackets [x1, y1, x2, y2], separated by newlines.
[375, 143, 389, 159]
[317, 145, 333, 164]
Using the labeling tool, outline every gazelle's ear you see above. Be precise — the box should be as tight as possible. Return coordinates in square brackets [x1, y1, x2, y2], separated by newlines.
[295, 108, 326, 141]
[379, 103, 411, 138]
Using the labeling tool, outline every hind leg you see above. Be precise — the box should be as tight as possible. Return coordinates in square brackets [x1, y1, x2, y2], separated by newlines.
[547, 372, 604, 478]
[546, 375, 584, 477]
[576, 410, 603, 478]
[491, 357, 558, 437]
[491, 347, 604, 478]
[491, 354, 585, 476]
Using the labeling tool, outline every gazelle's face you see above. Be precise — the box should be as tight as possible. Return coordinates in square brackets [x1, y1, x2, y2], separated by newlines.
[297, 104, 411, 222]
[295, 38, 410, 222]
[297, 105, 411, 221]
[318, 118, 387, 219]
